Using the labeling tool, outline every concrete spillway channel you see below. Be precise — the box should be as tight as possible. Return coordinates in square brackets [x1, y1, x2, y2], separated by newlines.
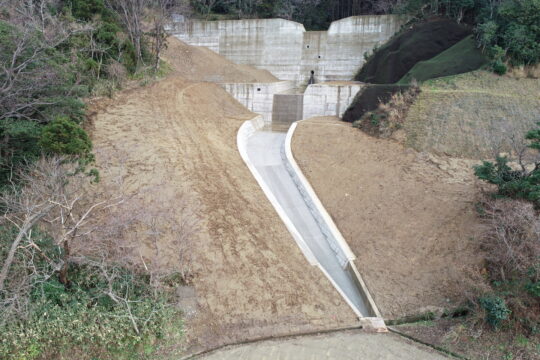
[238, 117, 384, 329]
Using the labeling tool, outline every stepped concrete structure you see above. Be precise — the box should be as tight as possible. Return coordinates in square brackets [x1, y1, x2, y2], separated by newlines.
[170, 15, 404, 124]
[170, 15, 404, 86]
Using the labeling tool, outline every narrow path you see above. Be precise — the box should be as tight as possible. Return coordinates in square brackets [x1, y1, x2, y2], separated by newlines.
[244, 127, 369, 316]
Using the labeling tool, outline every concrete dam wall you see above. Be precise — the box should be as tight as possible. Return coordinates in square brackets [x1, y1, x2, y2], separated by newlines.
[170, 15, 405, 86]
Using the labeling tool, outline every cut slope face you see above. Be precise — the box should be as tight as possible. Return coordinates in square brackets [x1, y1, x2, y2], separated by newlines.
[89, 78, 357, 352]
[162, 37, 278, 83]
[355, 19, 471, 84]
[293, 117, 483, 319]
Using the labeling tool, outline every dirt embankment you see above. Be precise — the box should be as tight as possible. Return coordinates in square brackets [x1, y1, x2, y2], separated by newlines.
[162, 37, 278, 83]
[88, 40, 356, 352]
[293, 117, 484, 319]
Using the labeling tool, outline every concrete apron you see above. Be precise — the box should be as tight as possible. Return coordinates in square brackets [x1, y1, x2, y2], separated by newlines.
[237, 116, 385, 331]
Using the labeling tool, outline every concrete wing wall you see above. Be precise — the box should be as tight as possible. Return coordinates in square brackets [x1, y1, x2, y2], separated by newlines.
[303, 82, 364, 120]
[171, 15, 405, 86]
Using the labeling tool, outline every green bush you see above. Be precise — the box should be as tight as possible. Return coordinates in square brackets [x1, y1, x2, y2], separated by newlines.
[480, 296, 511, 327]
[492, 60, 508, 75]
[39, 116, 92, 159]
[474, 123, 540, 207]
[0, 266, 181, 360]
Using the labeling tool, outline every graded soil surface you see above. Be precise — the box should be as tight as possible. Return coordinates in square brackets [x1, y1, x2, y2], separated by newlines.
[162, 37, 278, 83]
[88, 44, 356, 352]
[293, 117, 484, 319]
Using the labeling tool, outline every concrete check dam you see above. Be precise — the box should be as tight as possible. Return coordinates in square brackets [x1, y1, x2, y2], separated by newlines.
[171, 15, 404, 325]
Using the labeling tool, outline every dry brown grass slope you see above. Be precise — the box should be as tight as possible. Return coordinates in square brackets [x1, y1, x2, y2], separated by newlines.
[404, 71, 540, 159]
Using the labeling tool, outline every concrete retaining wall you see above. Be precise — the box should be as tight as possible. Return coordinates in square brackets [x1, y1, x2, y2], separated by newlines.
[237, 116, 318, 265]
[284, 122, 385, 326]
[302, 82, 364, 120]
[171, 15, 405, 85]
[272, 93, 304, 124]
[221, 81, 295, 123]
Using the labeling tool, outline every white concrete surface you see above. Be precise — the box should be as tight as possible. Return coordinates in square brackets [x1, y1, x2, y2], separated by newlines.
[170, 16, 405, 86]
[238, 119, 375, 317]
[302, 82, 364, 120]
[237, 117, 317, 265]
[221, 81, 295, 123]
[284, 122, 383, 322]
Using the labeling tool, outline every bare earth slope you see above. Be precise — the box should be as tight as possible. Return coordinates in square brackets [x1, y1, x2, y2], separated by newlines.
[89, 79, 356, 352]
[162, 37, 278, 83]
[293, 117, 483, 319]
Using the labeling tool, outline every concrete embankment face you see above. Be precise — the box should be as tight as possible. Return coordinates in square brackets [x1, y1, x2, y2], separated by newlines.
[170, 15, 405, 86]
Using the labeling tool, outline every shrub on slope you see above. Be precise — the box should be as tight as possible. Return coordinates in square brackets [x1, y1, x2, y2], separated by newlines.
[397, 35, 488, 84]
[342, 84, 410, 123]
[355, 19, 471, 84]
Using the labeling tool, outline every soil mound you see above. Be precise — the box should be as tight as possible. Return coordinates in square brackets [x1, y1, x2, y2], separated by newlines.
[398, 35, 488, 84]
[355, 19, 471, 84]
[162, 37, 278, 83]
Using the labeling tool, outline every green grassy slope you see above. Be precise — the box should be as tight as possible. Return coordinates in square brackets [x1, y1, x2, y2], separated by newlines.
[397, 35, 488, 85]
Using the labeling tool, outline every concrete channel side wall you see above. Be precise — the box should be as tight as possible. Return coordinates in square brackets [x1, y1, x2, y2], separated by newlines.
[171, 15, 405, 85]
[237, 117, 317, 265]
[221, 81, 295, 123]
[272, 93, 304, 124]
[284, 122, 385, 327]
[302, 83, 364, 120]
[238, 117, 367, 319]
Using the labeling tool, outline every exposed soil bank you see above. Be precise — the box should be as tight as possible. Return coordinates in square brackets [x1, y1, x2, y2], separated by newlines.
[293, 117, 484, 319]
[88, 74, 356, 352]
[162, 37, 278, 83]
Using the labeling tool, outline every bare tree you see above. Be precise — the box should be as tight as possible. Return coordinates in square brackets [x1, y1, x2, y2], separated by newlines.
[106, 0, 147, 68]
[147, 0, 177, 71]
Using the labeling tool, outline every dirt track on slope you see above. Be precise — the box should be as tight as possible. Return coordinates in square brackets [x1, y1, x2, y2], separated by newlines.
[293, 117, 483, 319]
[88, 78, 356, 352]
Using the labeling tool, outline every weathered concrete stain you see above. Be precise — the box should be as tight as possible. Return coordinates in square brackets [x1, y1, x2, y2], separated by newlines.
[170, 15, 405, 86]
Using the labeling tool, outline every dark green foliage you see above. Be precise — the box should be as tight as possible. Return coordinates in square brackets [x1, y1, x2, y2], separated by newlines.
[0, 264, 179, 359]
[492, 60, 508, 74]
[355, 20, 472, 84]
[39, 116, 92, 158]
[526, 281, 540, 297]
[397, 35, 488, 84]
[474, 123, 540, 207]
[480, 296, 511, 327]
[495, 0, 540, 65]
